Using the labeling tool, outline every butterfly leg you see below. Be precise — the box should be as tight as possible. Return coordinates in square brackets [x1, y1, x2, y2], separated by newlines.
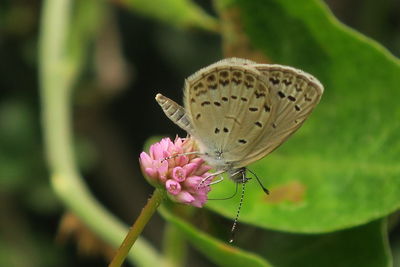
[209, 176, 224, 185]
[197, 170, 225, 189]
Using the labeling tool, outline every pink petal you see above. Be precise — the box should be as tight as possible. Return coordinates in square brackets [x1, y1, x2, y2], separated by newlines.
[172, 166, 186, 182]
[157, 160, 169, 182]
[175, 155, 189, 166]
[149, 143, 162, 160]
[166, 179, 181, 195]
[144, 167, 158, 179]
[174, 191, 195, 204]
[139, 152, 153, 169]
[190, 157, 204, 165]
[191, 193, 208, 207]
[184, 175, 203, 189]
[183, 163, 199, 176]
[174, 136, 183, 146]
[194, 165, 213, 175]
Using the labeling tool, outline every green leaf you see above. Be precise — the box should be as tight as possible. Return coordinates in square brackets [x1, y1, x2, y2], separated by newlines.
[207, 0, 400, 233]
[251, 219, 391, 267]
[120, 0, 218, 32]
[160, 205, 390, 266]
[159, 205, 272, 267]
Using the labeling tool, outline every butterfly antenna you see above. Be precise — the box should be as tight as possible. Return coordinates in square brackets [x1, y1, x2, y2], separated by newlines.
[247, 168, 269, 195]
[161, 151, 200, 162]
[229, 172, 247, 243]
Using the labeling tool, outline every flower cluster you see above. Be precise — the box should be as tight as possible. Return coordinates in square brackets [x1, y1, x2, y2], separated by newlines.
[139, 137, 213, 207]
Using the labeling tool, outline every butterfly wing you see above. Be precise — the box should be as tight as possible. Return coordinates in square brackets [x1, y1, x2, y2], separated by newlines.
[234, 64, 324, 168]
[157, 58, 323, 171]
[155, 58, 257, 136]
[183, 58, 275, 168]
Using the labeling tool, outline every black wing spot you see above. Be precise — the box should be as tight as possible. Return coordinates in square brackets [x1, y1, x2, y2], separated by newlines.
[190, 98, 195, 103]
[194, 82, 204, 90]
[278, 91, 286, 98]
[255, 121, 262, 128]
[223, 127, 229, 133]
[214, 128, 220, 134]
[264, 104, 271, 112]
[231, 95, 238, 100]
[288, 95, 296, 102]
[219, 80, 229, 86]
[201, 101, 211, 106]
[255, 92, 266, 98]
[233, 71, 242, 78]
[249, 107, 258, 112]
[305, 95, 312, 102]
[220, 71, 229, 78]
[269, 77, 280, 85]
[222, 96, 228, 102]
[214, 101, 221, 107]
[245, 75, 255, 82]
[232, 78, 242, 85]
[244, 82, 254, 89]
[207, 75, 216, 82]
[272, 123, 277, 128]
[196, 113, 201, 120]
[195, 90, 207, 96]
[295, 85, 303, 92]
[283, 80, 292, 86]
[295, 105, 301, 111]
[238, 139, 247, 144]
[208, 84, 218, 90]
[241, 97, 248, 102]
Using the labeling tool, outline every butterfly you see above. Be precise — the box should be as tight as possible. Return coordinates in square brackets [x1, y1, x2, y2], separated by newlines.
[156, 57, 324, 185]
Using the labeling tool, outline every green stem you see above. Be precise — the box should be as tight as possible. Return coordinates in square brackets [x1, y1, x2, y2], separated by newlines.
[109, 189, 166, 267]
[38, 0, 160, 266]
[161, 221, 187, 267]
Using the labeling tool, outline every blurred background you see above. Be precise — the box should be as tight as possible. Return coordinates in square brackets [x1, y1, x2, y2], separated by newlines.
[0, 0, 399, 266]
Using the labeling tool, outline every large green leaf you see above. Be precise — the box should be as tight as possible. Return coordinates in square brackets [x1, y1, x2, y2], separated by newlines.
[205, 0, 400, 233]
[250, 219, 391, 267]
[160, 205, 390, 267]
[159, 205, 272, 267]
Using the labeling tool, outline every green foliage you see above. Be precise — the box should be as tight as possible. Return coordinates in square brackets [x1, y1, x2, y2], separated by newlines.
[157, 0, 399, 265]
[160, 206, 272, 267]
[122, 0, 218, 31]
[206, 0, 400, 233]
[31, 0, 400, 265]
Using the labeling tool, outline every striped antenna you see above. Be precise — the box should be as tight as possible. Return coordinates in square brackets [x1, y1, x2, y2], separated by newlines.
[229, 172, 247, 243]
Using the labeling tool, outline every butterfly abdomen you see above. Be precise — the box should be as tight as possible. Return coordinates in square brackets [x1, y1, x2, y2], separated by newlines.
[156, 94, 193, 134]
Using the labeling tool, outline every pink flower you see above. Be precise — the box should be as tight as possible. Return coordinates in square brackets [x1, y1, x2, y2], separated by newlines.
[139, 137, 214, 207]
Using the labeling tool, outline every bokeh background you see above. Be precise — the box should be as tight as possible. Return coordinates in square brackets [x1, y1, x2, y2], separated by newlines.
[1, 0, 400, 266]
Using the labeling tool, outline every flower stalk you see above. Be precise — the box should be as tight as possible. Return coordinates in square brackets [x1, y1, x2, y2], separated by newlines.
[109, 188, 166, 267]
